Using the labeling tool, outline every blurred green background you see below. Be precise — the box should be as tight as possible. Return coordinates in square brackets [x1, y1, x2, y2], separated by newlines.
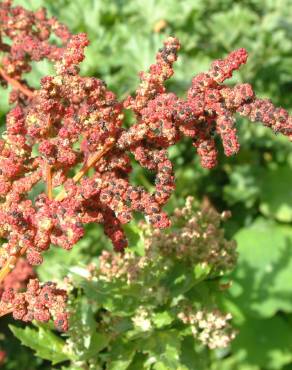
[1, 0, 292, 369]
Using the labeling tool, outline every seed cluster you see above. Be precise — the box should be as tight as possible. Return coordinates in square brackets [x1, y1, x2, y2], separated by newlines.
[98, 197, 237, 283]
[0, 0, 70, 103]
[177, 307, 236, 349]
[0, 1, 291, 330]
[142, 197, 237, 272]
[0, 259, 68, 331]
[96, 198, 236, 349]
[0, 258, 35, 294]
[0, 279, 68, 331]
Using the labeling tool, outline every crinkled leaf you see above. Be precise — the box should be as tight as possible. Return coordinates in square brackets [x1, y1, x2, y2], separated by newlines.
[107, 340, 136, 370]
[162, 262, 211, 298]
[68, 297, 110, 360]
[142, 330, 182, 369]
[9, 325, 71, 365]
[80, 279, 142, 315]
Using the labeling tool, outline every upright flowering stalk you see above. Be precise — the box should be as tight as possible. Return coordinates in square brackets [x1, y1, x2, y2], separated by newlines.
[0, 1, 291, 329]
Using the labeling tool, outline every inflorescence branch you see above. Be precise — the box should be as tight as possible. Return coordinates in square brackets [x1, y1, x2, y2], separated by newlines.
[0, 67, 34, 98]
[0, 0, 290, 330]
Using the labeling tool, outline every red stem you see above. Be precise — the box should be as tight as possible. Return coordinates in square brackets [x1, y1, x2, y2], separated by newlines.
[0, 67, 33, 98]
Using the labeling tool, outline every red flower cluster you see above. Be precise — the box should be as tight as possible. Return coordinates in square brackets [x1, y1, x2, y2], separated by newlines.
[0, 258, 35, 295]
[0, 279, 68, 331]
[0, 0, 70, 102]
[0, 1, 291, 329]
[0, 259, 68, 330]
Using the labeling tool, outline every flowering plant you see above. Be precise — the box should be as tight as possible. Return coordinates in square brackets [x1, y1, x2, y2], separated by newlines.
[0, 1, 291, 368]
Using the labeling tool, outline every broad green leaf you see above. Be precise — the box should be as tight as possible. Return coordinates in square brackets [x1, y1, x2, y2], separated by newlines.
[259, 166, 292, 222]
[232, 316, 292, 369]
[229, 218, 292, 317]
[107, 340, 136, 370]
[223, 165, 259, 207]
[152, 311, 174, 328]
[123, 221, 145, 255]
[162, 262, 210, 298]
[128, 353, 148, 370]
[9, 325, 71, 365]
[194, 263, 212, 280]
[37, 246, 86, 281]
[180, 336, 209, 370]
[142, 330, 182, 369]
[211, 350, 260, 370]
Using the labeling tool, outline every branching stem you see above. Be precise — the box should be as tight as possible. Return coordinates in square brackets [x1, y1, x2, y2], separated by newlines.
[0, 138, 116, 283]
[0, 307, 13, 318]
[0, 67, 34, 98]
[46, 163, 53, 200]
[55, 138, 115, 201]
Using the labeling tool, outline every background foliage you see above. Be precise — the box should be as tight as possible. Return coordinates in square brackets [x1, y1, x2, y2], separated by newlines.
[0, 0, 292, 369]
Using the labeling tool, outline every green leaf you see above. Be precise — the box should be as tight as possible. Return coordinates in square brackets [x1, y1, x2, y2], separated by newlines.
[223, 164, 259, 207]
[162, 262, 210, 298]
[259, 166, 292, 222]
[229, 218, 292, 317]
[152, 311, 174, 328]
[9, 325, 71, 365]
[107, 340, 136, 370]
[128, 353, 148, 370]
[142, 330, 182, 369]
[80, 278, 141, 315]
[68, 297, 110, 361]
[123, 221, 145, 255]
[232, 316, 292, 369]
[180, 336, 209, 370]
[194, 263, 212, 280]
[210, 350, 260, 370]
